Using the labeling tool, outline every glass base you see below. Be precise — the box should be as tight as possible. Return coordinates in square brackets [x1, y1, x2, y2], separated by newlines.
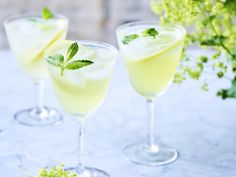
[14, 107, 62, 126]
[66, 166, 110, 177]
[122, 142, 178, 166]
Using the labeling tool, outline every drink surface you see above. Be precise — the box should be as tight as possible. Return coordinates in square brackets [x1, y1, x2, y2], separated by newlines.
[46, 41, 116, 118]
[117, 24, 186, 96]
[5, 16, 68, 81]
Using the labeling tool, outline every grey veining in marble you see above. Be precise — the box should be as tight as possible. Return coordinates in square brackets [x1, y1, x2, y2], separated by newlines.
[0, 50, 236, 177]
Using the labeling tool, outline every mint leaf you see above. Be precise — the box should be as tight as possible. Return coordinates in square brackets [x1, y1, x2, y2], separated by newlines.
[66, 42, 79, 62]
[42, 7, 53, 20]
[65, 60, 93, 70]
[122, 34, 139, 45]
[142, 28, 159, 38]
[46, 54, 64, 67]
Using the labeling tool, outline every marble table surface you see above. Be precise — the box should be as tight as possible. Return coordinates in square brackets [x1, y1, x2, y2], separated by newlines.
[0, 50, 236, 177]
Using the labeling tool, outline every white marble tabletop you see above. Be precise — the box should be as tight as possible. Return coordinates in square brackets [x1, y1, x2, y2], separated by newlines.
[0, 50, 236, 177]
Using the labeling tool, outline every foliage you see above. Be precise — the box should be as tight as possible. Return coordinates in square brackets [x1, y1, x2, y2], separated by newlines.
[42, 7, 53, 20]
[151, 0, 236, 99]
[46, 42, 93, 76]
[122, 28, 159, 44]
[38, 165, 77, 177]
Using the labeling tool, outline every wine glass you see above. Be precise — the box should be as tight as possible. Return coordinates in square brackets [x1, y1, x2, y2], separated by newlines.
[4, 13, 68, 126]
[45, 40, 117, 176]
[116, 21, 186, 165]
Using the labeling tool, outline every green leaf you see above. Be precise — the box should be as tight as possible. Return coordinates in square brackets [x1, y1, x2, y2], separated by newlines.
[42, 7, 53, 20]
[66, 42, 79, 62]
[200, 35, 226, 46]
[142, 28, 159, 38]
[217, 80, 236, 99]
[122, 34, 139, 45]
[65, 60, 93, 70]
[46, 54, 64, 67]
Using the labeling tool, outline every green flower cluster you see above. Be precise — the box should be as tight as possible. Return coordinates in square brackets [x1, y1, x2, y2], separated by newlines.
[151, 0, 236, 99]
[38, 165, 77, 177]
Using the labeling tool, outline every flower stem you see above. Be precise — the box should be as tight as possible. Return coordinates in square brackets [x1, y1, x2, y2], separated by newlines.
[196, 3, 235, 59]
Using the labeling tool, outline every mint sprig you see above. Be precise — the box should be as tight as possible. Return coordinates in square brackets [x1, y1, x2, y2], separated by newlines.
[46, 42, 94, 76]
[142, 28, 159, 38]
[122, 34, 139, 45]
[122, 28, 159, 45]
[42, 7, 53, 20]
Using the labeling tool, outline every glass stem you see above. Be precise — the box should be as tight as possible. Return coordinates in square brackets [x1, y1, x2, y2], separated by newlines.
[146, 96, 158, 152]
[34, 80, 44, 112]
[76, 123, 85, 174]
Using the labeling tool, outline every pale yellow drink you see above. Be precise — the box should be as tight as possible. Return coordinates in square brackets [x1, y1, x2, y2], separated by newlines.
[45, 41, 117, 117]
[117, 24, 186, 96]
[4, 15, 68, 81]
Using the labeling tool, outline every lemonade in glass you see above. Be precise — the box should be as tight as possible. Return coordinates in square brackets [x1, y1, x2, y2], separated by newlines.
[45, 40, 117, 177]
[4, 9, 68, 126]
[116, 21, 186, 165]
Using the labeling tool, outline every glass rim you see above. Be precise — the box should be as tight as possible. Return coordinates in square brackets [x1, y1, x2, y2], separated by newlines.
[3, 12, 68, 26]
[45, 40, 118, 60]
[116, 20, 186, 34]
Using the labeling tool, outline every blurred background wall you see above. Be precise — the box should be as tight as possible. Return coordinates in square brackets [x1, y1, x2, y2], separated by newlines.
[0, 0, 157, 49]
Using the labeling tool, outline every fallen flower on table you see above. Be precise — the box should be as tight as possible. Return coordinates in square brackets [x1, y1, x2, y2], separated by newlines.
[38, 164, 77, 177]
